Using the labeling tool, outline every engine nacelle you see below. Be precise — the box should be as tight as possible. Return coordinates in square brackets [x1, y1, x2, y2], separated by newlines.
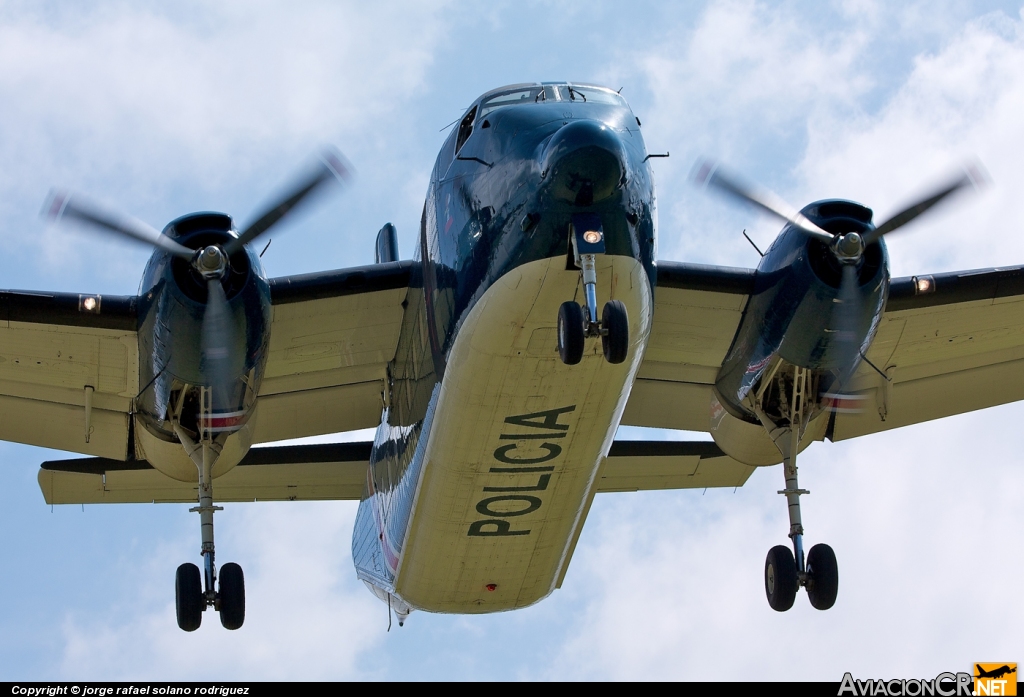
[708, 392, 828, 466]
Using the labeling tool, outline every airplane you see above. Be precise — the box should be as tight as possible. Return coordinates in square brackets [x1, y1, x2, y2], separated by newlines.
[976, 665, 1017, 680]
[5, 80, 1020, 631]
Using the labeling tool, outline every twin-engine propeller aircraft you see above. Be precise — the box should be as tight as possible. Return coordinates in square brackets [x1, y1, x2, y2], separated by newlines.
[5, 81, 1021, 631]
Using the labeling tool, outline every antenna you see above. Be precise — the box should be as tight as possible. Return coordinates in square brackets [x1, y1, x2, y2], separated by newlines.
[742, 229, 764, 257]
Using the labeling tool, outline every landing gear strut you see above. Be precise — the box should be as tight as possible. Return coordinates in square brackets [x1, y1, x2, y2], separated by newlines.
[752, 365, 839, 612]
[556, 214, 628, 365]
[173, 387, 245, 631]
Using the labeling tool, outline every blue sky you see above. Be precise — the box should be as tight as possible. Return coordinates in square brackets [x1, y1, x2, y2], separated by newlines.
[1, 0, 1022, 680]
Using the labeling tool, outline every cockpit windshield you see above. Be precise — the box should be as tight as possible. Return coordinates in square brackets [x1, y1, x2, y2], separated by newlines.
[477, 84, 627, 120]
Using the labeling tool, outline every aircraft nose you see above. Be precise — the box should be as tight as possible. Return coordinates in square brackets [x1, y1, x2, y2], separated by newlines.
[542, 120, 626, 206]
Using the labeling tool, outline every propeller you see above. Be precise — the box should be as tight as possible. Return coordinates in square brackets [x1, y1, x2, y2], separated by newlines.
[694, 158, 986, 384]
[693, 160, 833, 243]
[45, 148, 350, 420]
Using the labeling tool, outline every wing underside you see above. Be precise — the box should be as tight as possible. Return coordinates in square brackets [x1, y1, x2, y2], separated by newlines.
[255, 261, 413, 444]
[625, 261, 1024, 442]
[38, 439, 753, 504]
[14, 259, 1024, 503]
[0, 291, 137, 460]
[1, 261, 415, 462]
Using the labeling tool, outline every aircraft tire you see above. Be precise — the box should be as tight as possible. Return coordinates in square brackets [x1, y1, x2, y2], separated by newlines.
[764, 545, 798, 612]
[218, 562, 245, 630]
[557, 301, 585, 365]
[806, 543, 839, 610]
[601, 300, 629, 364]
[175, 563, 203, 632]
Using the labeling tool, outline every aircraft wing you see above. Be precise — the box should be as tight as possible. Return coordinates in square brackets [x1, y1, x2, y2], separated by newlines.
[254, 260, 414, 444]
[38, 439, 754, 504]
[625, 261, 1024, 440]
[622, 262, 753, 431]
[832, 265, 1024, 440]
[0, 260, 416, 462]
[0, 290, 138, 460]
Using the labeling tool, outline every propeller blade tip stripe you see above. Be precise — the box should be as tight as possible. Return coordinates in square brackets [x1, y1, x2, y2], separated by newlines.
[691, 158, 717, 186]
[963, 161, 990, 190]
[320, 148, 351, 182]
[43, 189, 71, 221]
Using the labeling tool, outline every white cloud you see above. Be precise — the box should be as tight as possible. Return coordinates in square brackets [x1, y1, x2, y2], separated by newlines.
[799, 9, 1024, 275]
[0, 1, 451, 284]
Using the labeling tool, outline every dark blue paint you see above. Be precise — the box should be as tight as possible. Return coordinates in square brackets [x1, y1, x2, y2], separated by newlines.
[135, 212, 271, 442]
[353, 82, 657, 588]
[714, 200, 890, 421]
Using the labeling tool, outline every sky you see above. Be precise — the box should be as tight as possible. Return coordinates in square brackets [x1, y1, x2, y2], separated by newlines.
[0, 0, 1022, 681]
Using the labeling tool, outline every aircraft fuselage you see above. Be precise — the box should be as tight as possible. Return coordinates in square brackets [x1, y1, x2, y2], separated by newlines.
[351, 83, 657, 613]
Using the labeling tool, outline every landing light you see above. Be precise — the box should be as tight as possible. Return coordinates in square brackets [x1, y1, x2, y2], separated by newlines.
[913, 275, 935, 295]
[79, 295, 100, 313]
[485, 583, 497, 592]
[583, 230, 603, 244]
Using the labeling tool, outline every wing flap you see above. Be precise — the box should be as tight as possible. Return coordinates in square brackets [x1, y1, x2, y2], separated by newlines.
[621, 380, 713, 431]
[597, 440, 755, 492]
[38, 442, 372, 504]
[257, 261, 415, 442]
[253, 381, 382, 444]
[2, 394, 128, 459]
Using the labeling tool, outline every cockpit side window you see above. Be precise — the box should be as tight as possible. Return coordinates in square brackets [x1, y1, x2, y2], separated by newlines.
[455, 106, 478, 154]
[561, 85, 627, 106]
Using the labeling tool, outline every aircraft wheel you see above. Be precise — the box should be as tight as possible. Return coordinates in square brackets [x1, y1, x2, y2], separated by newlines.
[601, 300, 629, 364]
[765, 545, 798, 612]
[218, 562, 245, 630]
[806, 543, 839, 610]
[175, 563, 203, 632]
[557, 301, 585, 365]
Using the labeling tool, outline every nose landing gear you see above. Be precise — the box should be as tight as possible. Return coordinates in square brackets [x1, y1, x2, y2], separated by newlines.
[557, 214, 629, 365]
[751, 365, 839, 612]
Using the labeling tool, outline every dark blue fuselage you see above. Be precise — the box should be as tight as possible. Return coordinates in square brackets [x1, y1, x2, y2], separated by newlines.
[351, 83, 657, 601]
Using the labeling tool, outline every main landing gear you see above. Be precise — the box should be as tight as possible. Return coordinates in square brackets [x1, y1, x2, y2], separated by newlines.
[752, 366, 839, 612]
[557, 215, 628, 366]
[172, 388, 245, 632]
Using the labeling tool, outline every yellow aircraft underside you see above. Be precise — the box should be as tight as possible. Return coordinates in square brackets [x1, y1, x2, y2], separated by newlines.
[393, 255, 652, 613]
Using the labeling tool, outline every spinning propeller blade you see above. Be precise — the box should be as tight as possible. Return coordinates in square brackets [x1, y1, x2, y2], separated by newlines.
[693, 159, 833, 243]
[834, 264, 862, 385]
[694, 157, 986, 383]
[45, 147, 351, 415]
[43, 190, 194, 259]
[863, 163, 986, 245]
[201, 278, 236, 416]
[223, 148, 350, 256]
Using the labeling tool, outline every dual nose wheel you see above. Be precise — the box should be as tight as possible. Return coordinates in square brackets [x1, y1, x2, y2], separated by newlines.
[764, 543, 839, 611]
[557, 299, 628, 365]
[175, 561, 246, 631]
